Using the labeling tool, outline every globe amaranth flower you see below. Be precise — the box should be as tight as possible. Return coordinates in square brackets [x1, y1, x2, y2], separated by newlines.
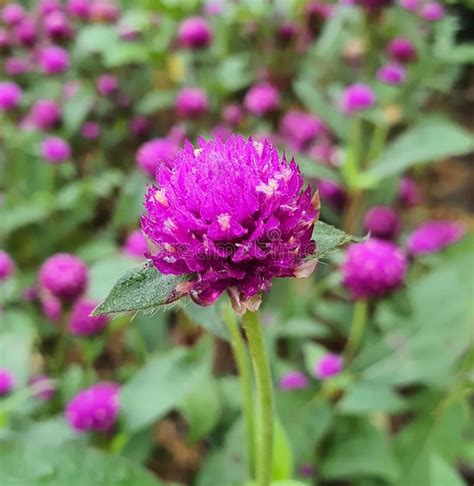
[14, 18, 37, 46]
[90, 1, 120, 23]
[39, 45, 70, 74]
[1, 3, 25, 25]
[222, 103, 243, 126]
[81, 121, 101, 139]
[399, 0, 420, 11]
[5, 57, 30, 76]
[244, 82, 280, 117]
[342, 239, 407, 299]
[66, 382, 120, 432]
[314, 353, 343, 379]
[387, 37, 417, 63]
[0, 250, 15, 281]
[39, 0, 62, 16]
[377, 63, 406, 85]
[398, 176, 421, 207]
[0, 369, 15, 396]
[318, 179, 346, 212]
[177, 16, 212, 49]
[130, 115, 151, 136]
[363, 206, 400, 240]
[136, 138, 178, 179]
[29, 375, 56, 401]
[280, 109, 327, 150]
[279, 371, 309, 390]
[0, 81, 22, 111]
[41, 295, 62, 321]
[142, 135, 320, 314]
[123, 230, 148, 258]
[407, 220, 465, 256]
[176, 87, 208, 118]
[341, 83, 376, 114]
[39, 253, 88, 301]
[69, 298, 110, 336]
[420, 2, 444, 21]
[44, 11, 73, 40]
[67, 0, 91, 18]
[29, 99, 61, 130]
[96, 74, 118, 96]
[41, 136, 71, 164]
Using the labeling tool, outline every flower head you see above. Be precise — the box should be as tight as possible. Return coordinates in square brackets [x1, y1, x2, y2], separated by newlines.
[0, 250, 15, 281]
[29, 375, 56, 400]
[398, 176, 421, 207]
[342, 239, 407, 299]
[0, 369, 15, 395]
[420, 2, 444, 21]
[341, 83, 376, 114]
[81, 121, 101, 139]
[178, 16, 212, 49]
[123, 230, 148, 258]
[39, 45, 70, 74]
[41, 295, 62, 321]
[280, 109, 326, 150]
[44, 11, 72, 40]
[41, 136, 71, 164]
[5, 57, 30, 76]
[279, 371, 309, 390]
[130, 115, 150, 136]
[0, 81, 22, 111]
[387, 37, 417, 63]
[363, 206, 400, 240]
[90, 1, 120, 23]
[176, 87, 208, 118]
[318, 180, 346, 211]
[29, 99, 61, 130]
[67, 0, 91, 19]
[69, 298, 110, 336]
[66, 382, 120, 432]
[222, 103, 243, 126]
[39, 0, 61, 16]
[1, 4, 25, 25]
[398, 0, 420, 11]
[14, 18, 37, 46]
[407, 220, 465, 256]
[244, 82, 280, 117]
[136, 138, 178, 179]
[96, 74, 118, 96]
[142, 135, 319, 314]
[39, 253, 88, 301]
[314, 353, 343, 379]
[377, 63, 406, 85]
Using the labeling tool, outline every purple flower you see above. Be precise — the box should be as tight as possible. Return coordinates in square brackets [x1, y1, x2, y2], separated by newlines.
[318, 179, 346, 211]
[353, 0, 392, 9]
[39, 253, 88, 301]
[387, 37, 417, 63]
[377, 63, 406, 85]
[69, 298, 110, 336]
[90, 1, 120, 23]
[342, 239, 407, 299]
[222, 103, 243, 126]
[29, 375, 56, 401]
[314, 353, 343, 379]
[67, 0, 91, 18]
[29, 99, 61, 130]
[363, 206, 400, 240]
[123, 230, 148, 259]
[407, 220, 465, 256]
[176, 87, 208, 118]
[41, 295, 62, 322]
[398, 0, 420, 11]
[39, 45, 70, 74]
[309, 141, 338, 166]
[130, 116, 151, 136]
[279, 371, 309, 390]
[398, 176, 421, 207]
[420, 2, 444, 21]
[278, 22, 297, 42]
[141, 135, 319, 314]
[0, 250, 15, 281]
[81, 121, 101, 139]
[41, 136, 71, 164]
[244, 82, 280, 117]
[177, 16, 212, 49]
[39, 0, 62, 16]
[65, 382, 120, 432]
[5, 57, 30, 76]
[63, 80, 80, 100]
[341, 83, 376, 114]
[0, 369, 15, 396]
[280, 110, 326, 150]
[96, 74, 118, 96]
[0, 81, 22, 111]
[44, 11, 72, 40]
[14, 18, 37, 46]
[136, 138, 178, 179]
[1, 4, 25, 25]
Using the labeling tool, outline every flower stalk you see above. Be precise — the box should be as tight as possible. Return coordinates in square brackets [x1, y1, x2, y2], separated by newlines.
[344, 299, 368, 360]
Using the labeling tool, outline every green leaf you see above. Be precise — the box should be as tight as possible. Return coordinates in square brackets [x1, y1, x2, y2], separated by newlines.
[74, 25, 119, 57]
[63, 90, 94, 135]
[104, 43, 148, 68]
[120, 339, 211, 432]
[430, 454, 465, 486]
[302, 342, 326, 376]
[366, 119, 474, 182]
[314, 221, 363, 260]
[0, 443, 163, 486]
[181, 301, 230, 341]
[136, 91, 175, 115]
[271, 419, 294, 481]
[338, 382, 406, 414]
[0, 333, 33, 387]
[92, 261, 193, 316]
[296, 156, 341, 183]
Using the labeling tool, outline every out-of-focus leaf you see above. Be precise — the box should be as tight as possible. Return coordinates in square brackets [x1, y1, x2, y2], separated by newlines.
[296, 156, 341, 183]
[271, 419, 293, 481]
[338, 382, 406, 414]
[120, 339, 211, 432]
[136, 90, 175, 115]
[180, 301, 230, 341]
[216, 54, 253, 93]
[302, 342, 326, 375]
[0, 443, 163, 486]
[0, 333, 33, 387]
[74, 25, 119, 56]
[104, 43, 148, 68]
[112, 171, 147, 227]
[429, 454, 465, 486]
[313, 221, 363, 260]
[63, 90, 94, 135]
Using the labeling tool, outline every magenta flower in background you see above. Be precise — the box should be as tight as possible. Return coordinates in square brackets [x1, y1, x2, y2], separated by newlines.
[96, 74, 118, 96]
[142, 135, 319, 314]
[398, 176, 421, 207]
[377, 63, 406, 85]
[123, 230, 148, 259]
[244, 82, 280, 117]
[279, 371, 309, 390]
[1, 3, 25, 25]
[0, 369, 15, 396]
[280, 110, 326, 150]
[130, 115, 151, 137]
[14, 18, 37, 46]
[29, 375, 56, 401]
[90, 1, 120, 23]
[176, 87, 208, 118]
[318, 179, 346, 211]
[41, 136, 71, 164]
[363, 206, 400, 240]
[66, 382, 120, 432]
[0, 29, 9, 48]
[222, 103, 244, 126]
[39, 0, 62, 16]
[278, 22, 297, 42]
[44, 11, 72, 40]
[69, 298, 110, 336]
[309, 141, 338, 166]
[81, 121, 101, 139]
[177, 16, 213, 49]
[67, 0, 91, 19]
[136, 138, 178, 179]
[398, 0, 420, 11]
[63, 80, 80, 100]
[387, 37, 417, 63]
[420, 2, 444, 21]
[29, 99, 61, 130]
[39, 253, 88, 301]
[0, 81, 22, 111]
[212, 123, 231, 141]
[0, 250, 15, 281]
[41, 295, 62, 322]
[314, 353, 343, 379]
[39, 45, 70, 74]
[407, 220, 465, 256]
[5, 56, 30, 76]
[341, 83, 376, 114]
[342, 239, 407, 299]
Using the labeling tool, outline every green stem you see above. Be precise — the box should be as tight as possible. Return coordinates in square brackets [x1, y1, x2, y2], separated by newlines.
[342, 117, 362, 189]
[242, 310, 273, 486]
[53, 315, 69, 374]
[344, 300, 368, 361]
[366, 123, 388, 168]
[222, 304, 255, 477]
